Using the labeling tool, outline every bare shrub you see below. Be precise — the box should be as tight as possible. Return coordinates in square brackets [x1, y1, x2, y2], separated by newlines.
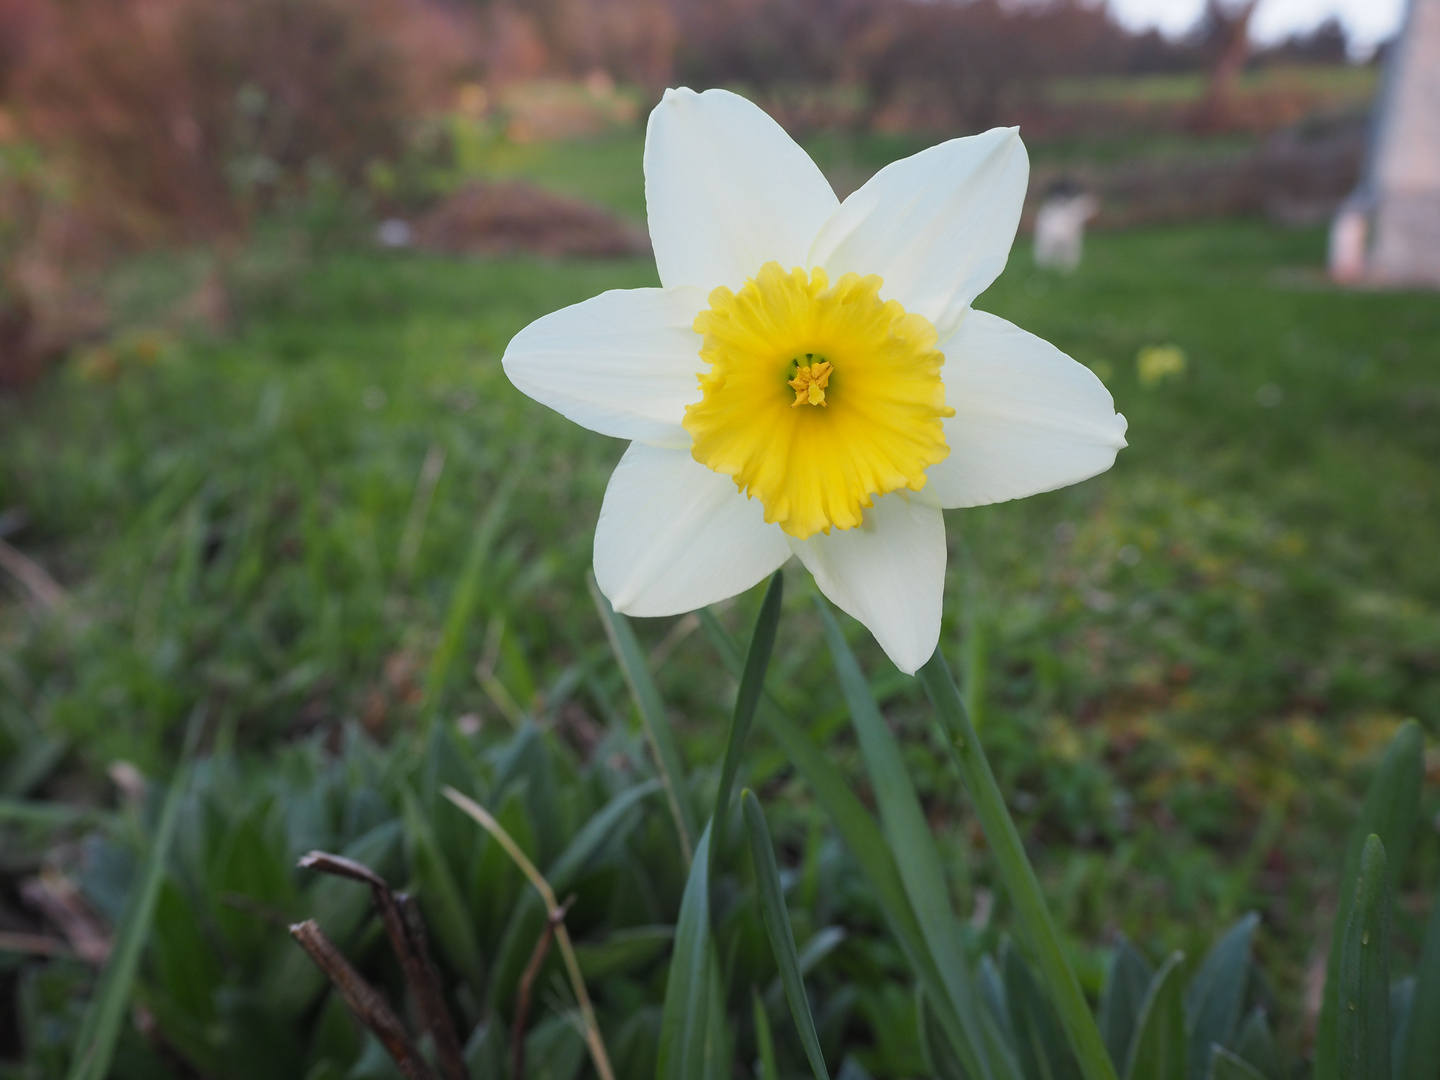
[0, 152, 108, 389]
[0, 0, 482, 384]
[10, 0, 478, 244]
[487, 0, 678, 91]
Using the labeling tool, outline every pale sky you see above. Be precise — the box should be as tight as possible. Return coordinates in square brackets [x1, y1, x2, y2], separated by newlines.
[1106, 0, 1407, 50]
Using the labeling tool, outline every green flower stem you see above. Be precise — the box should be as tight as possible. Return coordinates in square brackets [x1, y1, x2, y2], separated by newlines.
[918, 650, 1119, 1080]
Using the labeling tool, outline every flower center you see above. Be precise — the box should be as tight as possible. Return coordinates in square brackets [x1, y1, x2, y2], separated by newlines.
[788, 358, 832, 407]
[683, 262, 953, 540]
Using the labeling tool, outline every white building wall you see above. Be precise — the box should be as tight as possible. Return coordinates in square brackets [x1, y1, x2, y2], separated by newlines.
[1369, 0, 1440, 284]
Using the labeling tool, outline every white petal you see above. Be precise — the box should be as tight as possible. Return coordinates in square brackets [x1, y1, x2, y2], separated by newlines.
[808, 127, 1028, 340]
[595, 442, 791, 616]
[644, 87, 839, 292]
[502, 286, 706, 447]
[926, 311, 1127, 508]
[789, 494, 945, 675]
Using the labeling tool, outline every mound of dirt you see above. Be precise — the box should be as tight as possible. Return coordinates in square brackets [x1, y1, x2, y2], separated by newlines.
[410, 181, 650, 258]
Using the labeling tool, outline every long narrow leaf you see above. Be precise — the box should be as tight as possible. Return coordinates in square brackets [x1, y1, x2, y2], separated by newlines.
[1397, 844, 1440, 1080]
[67, 717, 201, 1080]
[1099, 938, 1154, 1072]
[1316, 721, 1422, 1080]
[742, 790, 831, 1080]
[754, 988, 782, 1080]
[1233, 1009, 1285, 1080]
[591, 576, 697, 861]
[817, 601, 996, 1079]
[1003, 941, 1081, 1080]
[712, 572, 783, 860]
[762, 927, 848, 1015]
[576, 926, 674, 981]
[443, 787, 615, 1080]
[548, 779, 661, 894]
[421, 473, 516, 717]
[1391, 978, 1415, 1074]
[658, 824, 717, 1080]
[920, 651, 1118, 1080]
[919, 987, 971, 1080]
[1123, 952, 1186, 1080]
[698, 609, 991, 1078]
[1337, 835, 1390, 1080]
[1211, 1048, 1269, 1080]
[488, 780, 661, 1008]
[1186, 913, 1259, 1079]
[401, 788, 482, 988]
[0, 799, 113, 829]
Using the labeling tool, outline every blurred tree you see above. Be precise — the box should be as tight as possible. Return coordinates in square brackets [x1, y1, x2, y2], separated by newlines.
[8, 0, 479, 244]
[483, 0, 678, 93]
[1194, 0, 1260, 132]
[1252, 17, 1350, 68]
[673, 0, 1212, 134]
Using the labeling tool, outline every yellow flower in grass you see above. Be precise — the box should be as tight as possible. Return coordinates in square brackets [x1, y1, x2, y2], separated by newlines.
[1136, 344, 1186, 388]
[503, 88, 1127, 673]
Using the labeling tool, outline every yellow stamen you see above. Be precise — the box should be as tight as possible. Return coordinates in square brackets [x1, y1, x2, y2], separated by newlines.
[788, 360, 831, 407]
[684, 262, 953, 540]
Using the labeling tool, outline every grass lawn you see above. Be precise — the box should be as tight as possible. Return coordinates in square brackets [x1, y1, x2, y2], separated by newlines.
[2, 204, 1438, 1066]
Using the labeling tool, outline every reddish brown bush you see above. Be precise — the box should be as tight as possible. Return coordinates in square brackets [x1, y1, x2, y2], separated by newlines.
[483, 0, 677, 91]
[0, 151, 108, 388]
[0, 0, 482, 385]
[9, 0, 479, 244]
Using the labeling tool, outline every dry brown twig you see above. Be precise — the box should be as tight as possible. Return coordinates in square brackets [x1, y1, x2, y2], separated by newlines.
[288, 920, 436, 1080]
[19, 870, 110, 964]
[511, 895, 576, 1080]
[0, 931, 73, 958]
[0, 539, 72, 614]
[295, 851, 467, 1080]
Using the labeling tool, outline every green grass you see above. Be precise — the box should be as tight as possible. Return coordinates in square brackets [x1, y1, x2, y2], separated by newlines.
[484, 134, 651, 222]
[2, 208, 1439, 1067]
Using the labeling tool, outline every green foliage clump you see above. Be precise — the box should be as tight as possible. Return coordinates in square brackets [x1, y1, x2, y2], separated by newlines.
[2, 173, 1440, 1074]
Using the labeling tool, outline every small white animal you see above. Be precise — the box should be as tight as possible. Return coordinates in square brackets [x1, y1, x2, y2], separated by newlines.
[1034, 189, 1099, 273]
[1328, 200, 1368, 284]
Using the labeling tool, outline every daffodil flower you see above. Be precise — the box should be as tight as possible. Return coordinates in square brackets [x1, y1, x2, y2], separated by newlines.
[503, 88, 1127, 674]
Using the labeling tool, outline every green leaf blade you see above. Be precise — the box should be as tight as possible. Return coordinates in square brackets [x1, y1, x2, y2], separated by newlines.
[67, 717, 201, 1080]
[1337, 834, 1391, 1080]
[1100, 938, 1154, 1074]
[698, 608, 985, 1078]
[1233, 1009, 1286, 1080]
[1211, 1047, 1270, 1080]
[1317, 721, 1422, 1080]
[754, 986, 782, 1080]
[591, 576, 697, 859]
[743, 789, 831, 1080]
[1397, 857, 1440, 1080]
[658, 823, 717, 1080]
[1186, 912, 1259, 1080]
[421, 475, 515, 716]
[546, 778, 660, 895]
[1123, 952, 1187, 1080]
[713, 571, 783, 859]
[1004, 942, 1081, 1080]
[817, 602, 995, 1080]
[401, 788, 483, 989]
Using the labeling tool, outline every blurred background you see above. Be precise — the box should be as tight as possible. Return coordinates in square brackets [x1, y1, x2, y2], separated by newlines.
[0, 0, 1408, 369]
[1, 0, 1438, 1076]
